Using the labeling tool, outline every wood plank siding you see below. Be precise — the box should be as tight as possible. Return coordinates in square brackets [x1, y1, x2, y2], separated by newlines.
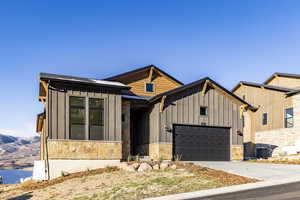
[115, 70, 181, 97]
[47, 83, 122, 141]
[152, 85, 244, 145]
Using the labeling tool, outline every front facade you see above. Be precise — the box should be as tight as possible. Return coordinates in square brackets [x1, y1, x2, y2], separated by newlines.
[233, 73, 300, 158]
[35, 65, 254, 179]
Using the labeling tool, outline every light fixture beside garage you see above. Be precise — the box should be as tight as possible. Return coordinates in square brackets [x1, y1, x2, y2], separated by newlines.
[237, 131, 243, 136]
[164, 125, 172, 132]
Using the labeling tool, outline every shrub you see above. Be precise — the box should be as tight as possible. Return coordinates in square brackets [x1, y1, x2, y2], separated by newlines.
[61, 171, 70, 177]
[127, 155, 134, 162]
[135, 154, 140, 162]
[174, 154, 182, 162]
[105, 166, 114, 173]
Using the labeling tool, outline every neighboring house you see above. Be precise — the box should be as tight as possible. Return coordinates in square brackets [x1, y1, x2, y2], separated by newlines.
[232, 73, 300, 158]
[35, 65, 255, 180]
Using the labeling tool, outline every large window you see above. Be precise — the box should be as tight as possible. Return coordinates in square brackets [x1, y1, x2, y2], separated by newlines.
[285, 108, 294, 128]
[89, 98, 104, 140]
[69, 97, 105, 140]
[70, 97, 86, 140]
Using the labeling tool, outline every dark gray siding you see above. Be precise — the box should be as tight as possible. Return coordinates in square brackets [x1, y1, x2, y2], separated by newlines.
[149, 103, 160, 143]
[47, 84, 122, 141]
[157, 86, 243, 145]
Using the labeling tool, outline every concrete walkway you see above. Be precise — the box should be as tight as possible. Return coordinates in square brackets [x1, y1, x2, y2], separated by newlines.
[193, 161, 300, 180]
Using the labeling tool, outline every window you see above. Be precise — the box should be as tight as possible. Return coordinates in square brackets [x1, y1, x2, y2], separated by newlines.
[262, 113, 268, 125]
[200, 106, 208, 116]
[69, 97, 105, 140]
[89, 98, 104, 140]
[284, 108, 294, 128]
[242, 95, 246, 100]
[145, 83, 154, 92]
[70, 97, 86, 140]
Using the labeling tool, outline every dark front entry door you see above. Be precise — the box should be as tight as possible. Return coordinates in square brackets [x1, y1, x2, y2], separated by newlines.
[173, 124, 230, 161]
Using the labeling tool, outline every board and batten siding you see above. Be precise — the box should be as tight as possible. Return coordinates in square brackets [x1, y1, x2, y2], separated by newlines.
[156, 86, 243, 145]
[46, 84, 122, 141]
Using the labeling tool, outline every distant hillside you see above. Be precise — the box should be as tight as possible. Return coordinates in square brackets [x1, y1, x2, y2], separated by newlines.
[0, 134, 40, 169]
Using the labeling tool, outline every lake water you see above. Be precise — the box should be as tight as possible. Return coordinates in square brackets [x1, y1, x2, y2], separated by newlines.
[0, 170, 32, 184]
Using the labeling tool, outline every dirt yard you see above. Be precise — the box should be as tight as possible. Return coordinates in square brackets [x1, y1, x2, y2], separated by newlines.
[0, 163, 258, 200]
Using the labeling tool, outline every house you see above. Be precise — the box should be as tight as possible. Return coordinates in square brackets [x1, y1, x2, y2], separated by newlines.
[232, 73, 300, 158]
[34, 65, 255, 180]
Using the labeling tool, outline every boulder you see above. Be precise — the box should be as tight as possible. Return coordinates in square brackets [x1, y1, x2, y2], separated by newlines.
[119, 162, 136, 172]
[153, 164, 160, 170]
[132, 163, 140, 170]
[160, 162, 169, 170]
[137, 163, 152, 172]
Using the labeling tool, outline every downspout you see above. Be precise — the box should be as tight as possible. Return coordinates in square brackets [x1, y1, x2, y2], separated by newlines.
[40, 79, 50, 180]
[45, 81, 50, 180]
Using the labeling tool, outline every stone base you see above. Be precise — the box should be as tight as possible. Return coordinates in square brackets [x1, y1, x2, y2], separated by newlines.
[33, 159, 120, 180]
[149, 143, 172, 160]
[255, 128, 300, 157]
[232, 145, 244, 160]
[47, 140, 122, 160]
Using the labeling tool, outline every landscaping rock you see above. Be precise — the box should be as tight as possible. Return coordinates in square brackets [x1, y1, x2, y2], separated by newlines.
[170, 164, 177, 169]
[137, 163, 152, 172]
[160, 162, 169, 170]
[153, 164, 160, 170]
[119, 163, 136, 172]
[132, 163, 140, 170]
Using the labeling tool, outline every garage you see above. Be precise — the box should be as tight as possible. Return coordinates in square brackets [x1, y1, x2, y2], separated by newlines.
[173, 124, 231, 161]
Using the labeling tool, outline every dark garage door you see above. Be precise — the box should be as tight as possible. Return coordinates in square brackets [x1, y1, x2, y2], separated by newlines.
[173, 124, 230, 161]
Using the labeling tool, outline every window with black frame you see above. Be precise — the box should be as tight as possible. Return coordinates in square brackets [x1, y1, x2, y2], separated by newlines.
[262, 113, 268, 125]
[284, 108, 294, 128]
[69, 97, 86, 140]
[89, 98, 104, 140]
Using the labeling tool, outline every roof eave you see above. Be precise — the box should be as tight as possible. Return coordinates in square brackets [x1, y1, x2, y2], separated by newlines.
[39, 73, 131, 90]
[104, 64, 184, 86]
[149, 77, 256, 111]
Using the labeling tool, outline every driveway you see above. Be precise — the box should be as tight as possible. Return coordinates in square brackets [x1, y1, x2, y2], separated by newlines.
[193, 161, 300, 181]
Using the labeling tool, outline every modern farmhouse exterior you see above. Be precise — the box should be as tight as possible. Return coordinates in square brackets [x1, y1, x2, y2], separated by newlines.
[35, 65, 255, 179]
[233, 73, 300, 158]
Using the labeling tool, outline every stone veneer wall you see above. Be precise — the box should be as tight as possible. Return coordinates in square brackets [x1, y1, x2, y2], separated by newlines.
[47, 140, 122, 160]
[149, 143, 242, 161]
[149, 143, 172, 160]
[255, 94, 300, 157]
[231, 145, 244, 160]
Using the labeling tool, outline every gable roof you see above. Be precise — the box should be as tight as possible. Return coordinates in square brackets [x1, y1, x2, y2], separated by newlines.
[104, 64, 184, 85]
[40, 72, 130, 89]
[264, 72, 300, 85]
[149, 77, 257, 111]
[231, 81, 296, 93]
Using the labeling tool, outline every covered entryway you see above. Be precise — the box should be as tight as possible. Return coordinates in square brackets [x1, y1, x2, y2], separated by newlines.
[173, 124, 231, 161]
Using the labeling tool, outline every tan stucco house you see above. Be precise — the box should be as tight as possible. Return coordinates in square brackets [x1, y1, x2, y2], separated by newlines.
[233, 72, 300, 158]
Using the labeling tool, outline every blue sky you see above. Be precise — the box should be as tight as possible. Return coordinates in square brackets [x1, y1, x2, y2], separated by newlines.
[0, 1, 300, 137]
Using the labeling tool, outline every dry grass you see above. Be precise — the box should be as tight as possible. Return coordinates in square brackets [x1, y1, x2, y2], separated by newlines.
[248, 158, 300, 165]
[0, 162, 258, 200]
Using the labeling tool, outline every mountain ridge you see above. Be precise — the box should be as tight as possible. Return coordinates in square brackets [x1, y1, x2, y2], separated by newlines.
[0, 133, 40, 169]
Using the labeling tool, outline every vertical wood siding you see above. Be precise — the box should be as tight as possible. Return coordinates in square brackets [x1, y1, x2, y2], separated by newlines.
[47, 84, 122, 141]
[158, 86, 243, 145]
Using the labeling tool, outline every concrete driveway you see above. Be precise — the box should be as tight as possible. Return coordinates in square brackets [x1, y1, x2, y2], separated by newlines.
[193, 161, 300, 181]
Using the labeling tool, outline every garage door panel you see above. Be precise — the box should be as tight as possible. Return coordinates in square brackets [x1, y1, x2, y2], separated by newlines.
[173, 124, 230, 161]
